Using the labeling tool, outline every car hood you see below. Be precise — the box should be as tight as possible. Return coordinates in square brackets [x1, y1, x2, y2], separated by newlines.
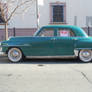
[9, 36, 36, 41]
[2, 36, 92, 43]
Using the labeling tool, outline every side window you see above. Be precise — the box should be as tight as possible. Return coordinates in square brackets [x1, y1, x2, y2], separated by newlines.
[57, 28, 75, 37]
[38, 28, 54, 37]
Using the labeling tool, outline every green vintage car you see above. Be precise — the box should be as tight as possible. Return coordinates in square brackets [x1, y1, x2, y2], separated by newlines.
[0, 25, 92, 63]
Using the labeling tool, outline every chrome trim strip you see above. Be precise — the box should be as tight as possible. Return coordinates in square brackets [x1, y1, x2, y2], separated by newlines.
[26, 55, 76, 59]
[76, 48, 92, 50]
[3, 44, 30, 47]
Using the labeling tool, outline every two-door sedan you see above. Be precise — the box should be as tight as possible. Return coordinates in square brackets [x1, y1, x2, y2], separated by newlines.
[0, 25, 92, 63]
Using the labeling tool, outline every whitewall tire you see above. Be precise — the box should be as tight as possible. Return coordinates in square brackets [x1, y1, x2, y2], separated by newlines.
[8, 48, 23, 63]
[79, 49, 92, 63]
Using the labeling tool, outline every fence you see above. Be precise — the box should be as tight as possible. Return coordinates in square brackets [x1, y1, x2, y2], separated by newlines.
[0, 27, 92, 41]
[83, 27, 92, 36]
[0, 28, 37, 41]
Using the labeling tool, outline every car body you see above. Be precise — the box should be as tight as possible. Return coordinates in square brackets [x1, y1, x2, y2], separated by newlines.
[0, 25, 92, 63]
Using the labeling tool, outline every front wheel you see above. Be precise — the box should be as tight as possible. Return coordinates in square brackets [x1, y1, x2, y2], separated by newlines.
[8, 48, 23, 63]
[79, 49, 92, 63]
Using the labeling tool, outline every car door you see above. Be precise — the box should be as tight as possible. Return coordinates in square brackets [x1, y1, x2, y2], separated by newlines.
[54, 28, 77, 56]
[28, 28, 55, 56]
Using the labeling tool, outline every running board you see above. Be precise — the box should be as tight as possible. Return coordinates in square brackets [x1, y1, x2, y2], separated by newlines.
[26, 55, 77, 59]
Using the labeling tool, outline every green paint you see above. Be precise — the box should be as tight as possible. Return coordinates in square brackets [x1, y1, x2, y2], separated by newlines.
[0, 25, 91, 57]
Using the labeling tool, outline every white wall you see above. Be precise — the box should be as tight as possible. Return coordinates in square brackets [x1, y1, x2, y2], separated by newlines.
[9, 0, 37, 28]
[9, 0, 92, 28]
[67, 0, 92, 27]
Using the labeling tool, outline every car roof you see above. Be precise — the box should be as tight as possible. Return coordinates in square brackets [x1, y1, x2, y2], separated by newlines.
[34, 25, 88, 37]
[42, 25, 79, 29]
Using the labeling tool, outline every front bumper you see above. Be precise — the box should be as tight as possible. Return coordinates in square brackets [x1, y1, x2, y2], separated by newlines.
[0, 47, 7, 56]
[0, 52, 6, 56]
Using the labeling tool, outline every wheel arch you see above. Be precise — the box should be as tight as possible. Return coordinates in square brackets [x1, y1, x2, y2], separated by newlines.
[6, 46, 25, 56]
[74, 48, 92, 57]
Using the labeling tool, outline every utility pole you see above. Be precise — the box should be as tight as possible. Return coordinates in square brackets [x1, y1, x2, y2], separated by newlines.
[13, 27, 16, 37]
[36, 0, 39, 30]
[87, 26, 90, 36]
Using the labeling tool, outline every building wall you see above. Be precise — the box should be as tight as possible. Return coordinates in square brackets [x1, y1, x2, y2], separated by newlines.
[8, 0, 37, 28]
[8, 0, 92, 28]
[0, 0, 92, 41]
[38, 0, 92, 27]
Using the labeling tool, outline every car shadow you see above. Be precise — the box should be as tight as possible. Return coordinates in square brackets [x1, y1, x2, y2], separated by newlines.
[23, 58, 92, 64]
[0, 56, 91, 64]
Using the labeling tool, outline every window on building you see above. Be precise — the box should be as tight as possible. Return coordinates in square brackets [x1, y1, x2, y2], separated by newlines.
[50, 3, 66, 23]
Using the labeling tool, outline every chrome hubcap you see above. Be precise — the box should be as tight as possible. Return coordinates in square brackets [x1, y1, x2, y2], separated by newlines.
[79, 50, 92, 62]
[82, 51, 91, 57]
[12, 50, 19, 57]
[8, 48, 22, 62]
[10, 50, 21, 60]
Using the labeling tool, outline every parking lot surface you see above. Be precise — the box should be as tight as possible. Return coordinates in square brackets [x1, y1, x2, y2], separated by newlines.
[0, 56, 92, 92]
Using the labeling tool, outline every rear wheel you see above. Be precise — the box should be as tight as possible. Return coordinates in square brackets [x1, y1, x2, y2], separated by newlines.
[79, 49, 92, 63]
[8, 48, 23, 63]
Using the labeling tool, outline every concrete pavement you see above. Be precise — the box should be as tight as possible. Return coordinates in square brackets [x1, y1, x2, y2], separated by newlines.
[0, 57, 92, 92]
